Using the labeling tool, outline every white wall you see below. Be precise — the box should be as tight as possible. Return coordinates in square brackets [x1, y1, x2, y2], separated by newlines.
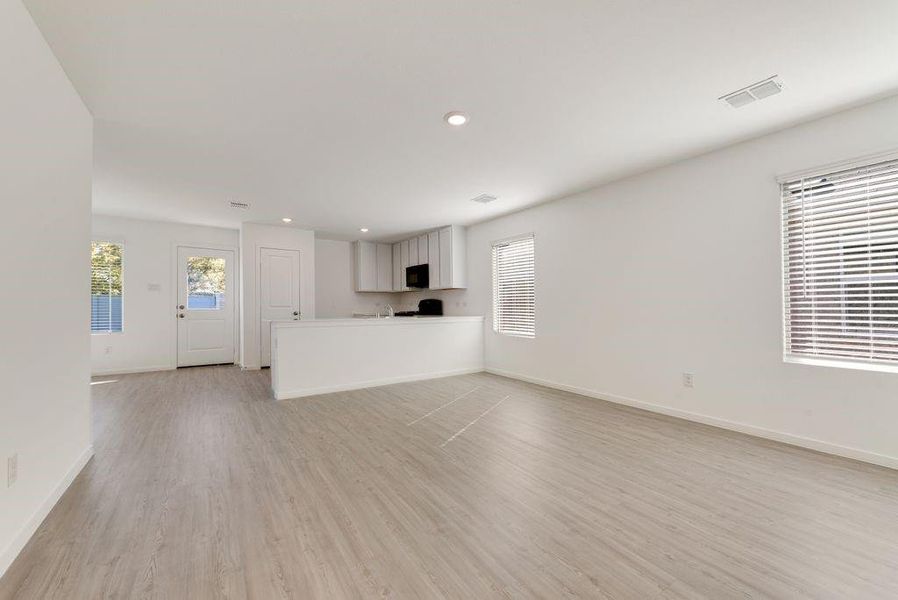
[458, 94, 898, 468]
[90, 215, 239, 375]
[0, 0, 93, 576]
[240, 223, 316, 368]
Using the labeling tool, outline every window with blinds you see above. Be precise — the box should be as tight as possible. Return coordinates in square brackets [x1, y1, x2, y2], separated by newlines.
[91, 241, 123, 333]
[492, 235, 535, 338]
[781, 155, 898, 369]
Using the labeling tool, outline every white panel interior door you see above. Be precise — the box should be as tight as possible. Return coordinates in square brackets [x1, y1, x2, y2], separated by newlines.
[260, 247, 300, 367]
[177, 246, 236, 367]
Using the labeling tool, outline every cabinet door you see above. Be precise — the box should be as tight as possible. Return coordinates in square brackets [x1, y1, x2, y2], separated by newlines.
[439, 227, 452, 288]
[408, 237, 418, 266]
[428, 231, 440, 290]
[376, 243, 392, 292]
[400, 240, 409, 291]
[356, 241, 377, 291]
[392, 243, 401, 291]
[418, 234, 428, 265]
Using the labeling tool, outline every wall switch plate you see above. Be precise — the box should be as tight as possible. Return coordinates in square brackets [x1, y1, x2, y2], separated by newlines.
[105, 346, 113, 355]
[682, 373, 694, 388]
[8, 454, 17, 487]
[147, 283, 161, 292]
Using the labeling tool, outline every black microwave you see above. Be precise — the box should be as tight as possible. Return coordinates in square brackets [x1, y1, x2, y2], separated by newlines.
[406, 264, 429, 288]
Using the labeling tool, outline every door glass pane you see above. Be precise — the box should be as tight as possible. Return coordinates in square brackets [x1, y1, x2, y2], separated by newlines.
[187, 256, 226, 309]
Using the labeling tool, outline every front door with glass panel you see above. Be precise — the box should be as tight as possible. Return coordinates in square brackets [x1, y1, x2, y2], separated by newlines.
[176, 246, 235, 367]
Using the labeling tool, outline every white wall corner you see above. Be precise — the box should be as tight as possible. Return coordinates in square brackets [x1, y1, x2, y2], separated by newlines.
[0, 445, 94, 579]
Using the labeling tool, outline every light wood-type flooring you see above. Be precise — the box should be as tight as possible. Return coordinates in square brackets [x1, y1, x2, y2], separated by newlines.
[1, 366, 897, 599]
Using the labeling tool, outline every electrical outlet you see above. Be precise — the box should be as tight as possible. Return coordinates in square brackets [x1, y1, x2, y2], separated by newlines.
[8, 454, 17, 487]
[682, 372, 694, 388]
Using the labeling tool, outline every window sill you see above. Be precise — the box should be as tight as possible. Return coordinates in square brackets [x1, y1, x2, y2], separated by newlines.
[493, 331, 535, 339]
[784, 354, 898, 375]
[91, 331, 124, 336]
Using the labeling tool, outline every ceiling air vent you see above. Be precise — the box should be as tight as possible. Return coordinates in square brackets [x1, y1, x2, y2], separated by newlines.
[720, 75, 782, 108]
[229, 201, 250, 210]
[471, 194, 498, 204]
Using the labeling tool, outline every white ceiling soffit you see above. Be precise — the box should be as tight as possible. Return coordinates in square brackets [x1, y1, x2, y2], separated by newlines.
[23, 0, 898, 237]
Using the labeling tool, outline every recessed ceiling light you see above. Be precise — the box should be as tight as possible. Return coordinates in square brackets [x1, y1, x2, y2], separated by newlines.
[444, 111, 468, 126]
[360, 228, 369, 233]
[471, 194, 498, 204]
[282, 217, 293, 223]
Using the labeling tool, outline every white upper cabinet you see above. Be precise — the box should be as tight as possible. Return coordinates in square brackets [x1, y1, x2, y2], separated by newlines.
[354, 225, 466, 292]
[354, 241, 396, 292]
[376, 243, 392, 292]
[438, 227, 452, 289]
[427, 231, 440, 290]
[354, 241, 378, 292]
[400, 240, 409, 291]
[439, 225, 466, 289]
[408, 236, 419, 266]
[417, 234, 428, 265]
[392, 243, 401, 292]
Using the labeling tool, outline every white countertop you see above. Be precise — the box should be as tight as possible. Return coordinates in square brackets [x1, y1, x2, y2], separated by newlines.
[272, 316, 484, 329]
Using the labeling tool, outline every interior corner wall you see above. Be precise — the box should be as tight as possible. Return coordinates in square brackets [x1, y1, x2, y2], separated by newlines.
[0, 0, 93, 576]
[459, 94, 898, 468]
[90, 215, 239, 376]
[240, 223, 316, 369]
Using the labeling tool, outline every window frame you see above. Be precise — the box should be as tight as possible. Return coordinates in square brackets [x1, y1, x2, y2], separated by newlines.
[491, 233, 536, 339]
[91, 238, 125, 335]
[778, 149, 898, 374]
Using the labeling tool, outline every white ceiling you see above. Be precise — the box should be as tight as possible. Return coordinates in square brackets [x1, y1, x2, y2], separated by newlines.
[24, 0, 898, 239]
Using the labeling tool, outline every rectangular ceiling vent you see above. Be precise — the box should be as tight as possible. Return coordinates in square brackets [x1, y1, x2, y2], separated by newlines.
[720, 75, 782, 108]
[229, 201, 250, 210]
[471, 194, 498, 204]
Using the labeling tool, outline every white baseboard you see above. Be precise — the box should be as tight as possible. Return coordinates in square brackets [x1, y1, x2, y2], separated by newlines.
[0, 445, 94, 578]
[91, 365, 174, 377]
[275, 368, 485, 400]
[486, 367, 898, 471]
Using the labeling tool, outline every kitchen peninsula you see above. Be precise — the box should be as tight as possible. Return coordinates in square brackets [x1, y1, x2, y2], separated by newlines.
[270, 316, 484, 400]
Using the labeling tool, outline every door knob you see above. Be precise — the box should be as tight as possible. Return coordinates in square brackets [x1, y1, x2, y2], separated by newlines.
[293, 311, 299, 316]
[178, 313, 185, 318]
[178, 304, 185, 310]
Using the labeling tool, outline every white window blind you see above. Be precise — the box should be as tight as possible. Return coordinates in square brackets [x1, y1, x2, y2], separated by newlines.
[91, 241, 123, 333]
[782, 156, 898, 368]
[492, 235, 535, 337]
